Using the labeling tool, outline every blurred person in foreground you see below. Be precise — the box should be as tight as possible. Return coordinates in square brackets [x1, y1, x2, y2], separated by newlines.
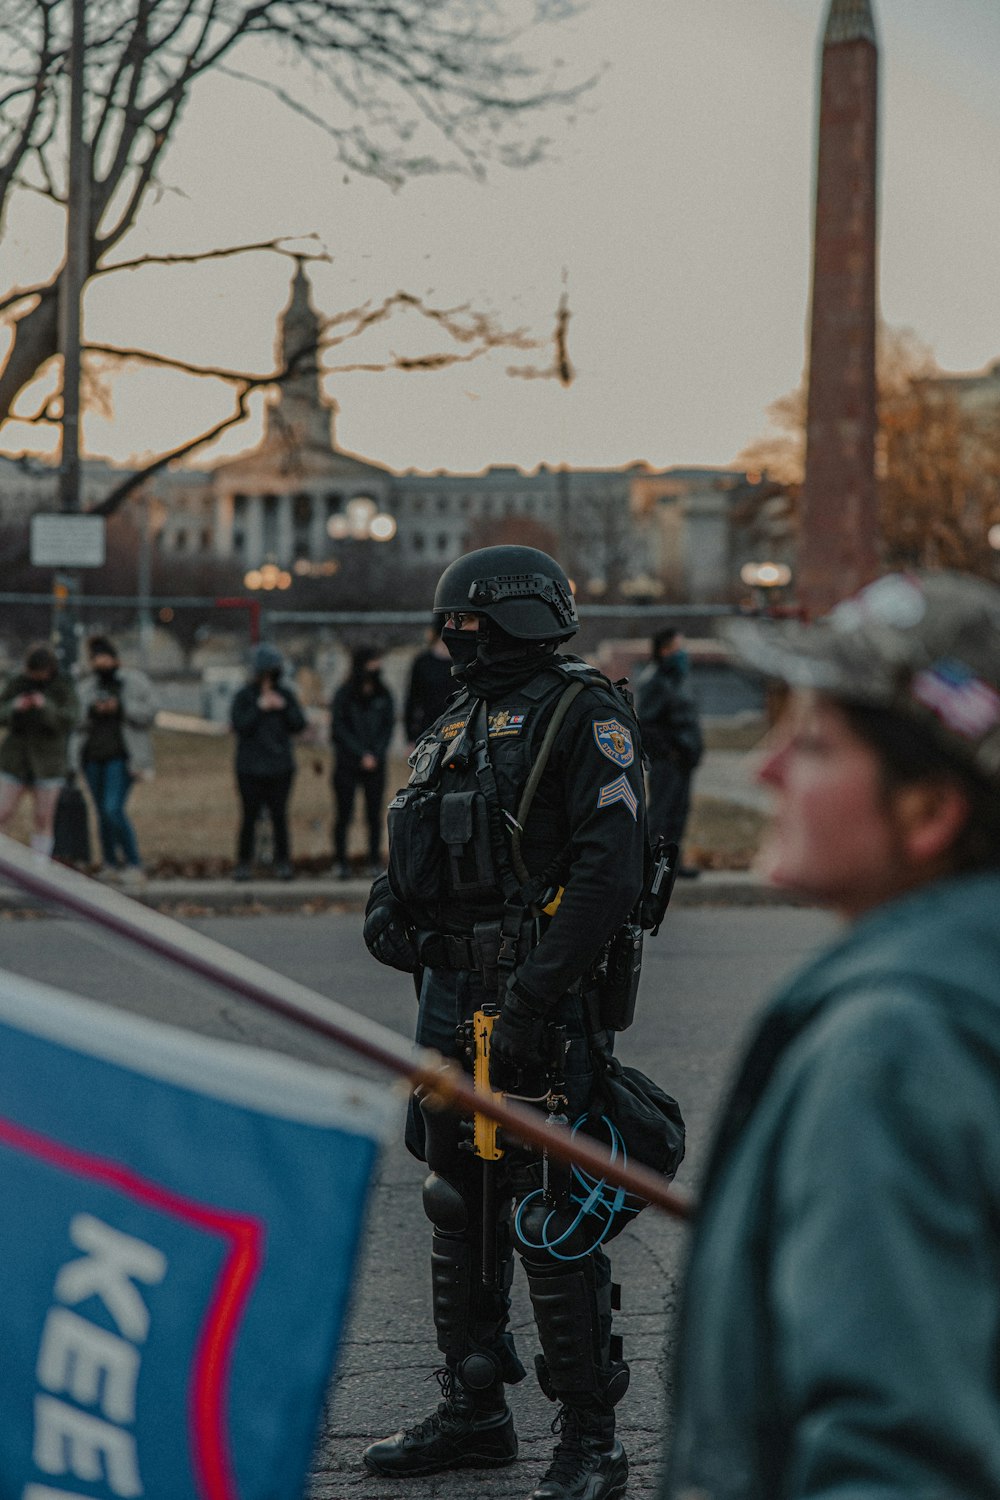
[634, 629, 703, 877]
[404, 621, 454, 745]
[330, 646, 394, 879]
[0, 643, 78, 858]
[76, 634, 157, 886]
[662, 571, 1000, 1500]
[230, 643, 306, 882]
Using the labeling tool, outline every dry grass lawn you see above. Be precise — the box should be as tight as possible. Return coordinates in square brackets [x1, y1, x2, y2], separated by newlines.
[3, 728, 767, 874]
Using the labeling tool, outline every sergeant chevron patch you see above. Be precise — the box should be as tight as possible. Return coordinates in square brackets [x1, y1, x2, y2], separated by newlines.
[597, 774, 638, 820]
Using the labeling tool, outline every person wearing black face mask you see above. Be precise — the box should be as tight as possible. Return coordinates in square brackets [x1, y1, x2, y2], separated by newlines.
[329, 646, 395, 879]
[75, 634, 157, 887]
[362, 547, 648, 1500]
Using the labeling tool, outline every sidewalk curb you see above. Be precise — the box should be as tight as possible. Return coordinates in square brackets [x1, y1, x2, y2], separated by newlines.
[0, 870, 816, 917]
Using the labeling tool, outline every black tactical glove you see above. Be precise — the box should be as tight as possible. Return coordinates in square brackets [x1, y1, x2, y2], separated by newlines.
[489, 977, 550, 1094]
[363, 874, 419, 974]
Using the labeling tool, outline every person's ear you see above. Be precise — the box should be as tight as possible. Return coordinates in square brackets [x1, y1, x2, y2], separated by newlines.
[893, 780, 970, 864]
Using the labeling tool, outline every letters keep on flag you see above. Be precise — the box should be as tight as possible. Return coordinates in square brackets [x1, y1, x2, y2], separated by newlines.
[0, 967, 396, 1500]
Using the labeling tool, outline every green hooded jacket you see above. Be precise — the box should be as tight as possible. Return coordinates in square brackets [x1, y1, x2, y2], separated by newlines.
[663, 870, 1000, 1500]
[0, 671, 78, 782]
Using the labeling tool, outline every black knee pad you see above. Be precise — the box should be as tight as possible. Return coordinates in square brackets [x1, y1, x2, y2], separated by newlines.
[422, 1172, 469, 1233]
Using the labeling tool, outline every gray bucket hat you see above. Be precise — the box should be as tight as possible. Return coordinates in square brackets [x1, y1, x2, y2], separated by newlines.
[725, 571, 1000, 781]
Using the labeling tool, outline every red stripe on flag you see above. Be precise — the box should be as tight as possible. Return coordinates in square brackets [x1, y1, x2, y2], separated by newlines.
[0, 1114, 264, 1500]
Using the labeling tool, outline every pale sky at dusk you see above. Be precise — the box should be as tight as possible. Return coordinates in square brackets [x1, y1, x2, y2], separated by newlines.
[1, 0, 999, 479]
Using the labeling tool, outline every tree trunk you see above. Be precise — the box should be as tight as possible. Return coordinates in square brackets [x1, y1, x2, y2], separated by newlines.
[0, 287, 60, 427]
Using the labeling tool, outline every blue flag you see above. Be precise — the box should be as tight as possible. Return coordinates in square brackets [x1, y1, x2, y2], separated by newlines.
[0, 967, 396, 1500]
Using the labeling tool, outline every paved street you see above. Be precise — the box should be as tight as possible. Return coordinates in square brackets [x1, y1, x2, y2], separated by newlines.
[0, 903, 837, 1498]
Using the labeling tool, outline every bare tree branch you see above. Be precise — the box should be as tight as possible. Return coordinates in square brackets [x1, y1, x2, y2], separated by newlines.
[506, 287, 573, 384]
[0, 0, 585, 466]
[94, 233, 329, 278]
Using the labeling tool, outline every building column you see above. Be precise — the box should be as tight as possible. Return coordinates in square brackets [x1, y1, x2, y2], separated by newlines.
[246, 495, 265, 565]
[309, 494, 327, 559]
[215, 493, 233, 557]
[277, 493, 294, 564]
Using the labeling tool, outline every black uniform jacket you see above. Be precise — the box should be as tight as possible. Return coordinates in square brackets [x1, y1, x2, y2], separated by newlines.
[394, 657, 647, 1004]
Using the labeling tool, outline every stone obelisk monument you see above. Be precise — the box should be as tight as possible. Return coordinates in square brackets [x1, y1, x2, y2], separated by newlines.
[797, 0, 880, 616]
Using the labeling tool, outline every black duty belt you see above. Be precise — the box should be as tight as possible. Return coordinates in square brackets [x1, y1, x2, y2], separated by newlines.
[417, 927, 533, 973]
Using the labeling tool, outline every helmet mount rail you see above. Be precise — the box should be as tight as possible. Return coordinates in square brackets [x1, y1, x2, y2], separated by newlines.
[434, 545, 579, 643]
[468, 572, 577, 632]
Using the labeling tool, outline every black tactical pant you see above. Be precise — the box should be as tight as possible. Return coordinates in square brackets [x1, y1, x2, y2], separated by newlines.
[236, 771, 293, 865]
[406, 967, 619, 1409]
[332, 758, 386, 865]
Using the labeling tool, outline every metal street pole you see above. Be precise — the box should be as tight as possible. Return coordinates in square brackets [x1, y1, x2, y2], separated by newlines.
[137, 492, 153, 668]
[55, 0, 89, 668]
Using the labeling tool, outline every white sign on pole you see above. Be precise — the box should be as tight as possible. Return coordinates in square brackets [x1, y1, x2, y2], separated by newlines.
[30, 512, 106, 568]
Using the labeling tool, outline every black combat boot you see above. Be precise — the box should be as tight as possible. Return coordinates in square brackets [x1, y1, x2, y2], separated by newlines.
[530, 1403, 628, 1500]
[361, 1365, 517, 1477]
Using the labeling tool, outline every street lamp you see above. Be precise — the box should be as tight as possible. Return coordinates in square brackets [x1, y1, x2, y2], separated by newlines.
[244, 563, 293, 591]
[326, 496, 397, 543]
[741, 561, 793, 614]
[740, 562, 792, 590]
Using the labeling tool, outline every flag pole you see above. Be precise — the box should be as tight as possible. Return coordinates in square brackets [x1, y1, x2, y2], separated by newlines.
[0, 836, 692, 1221]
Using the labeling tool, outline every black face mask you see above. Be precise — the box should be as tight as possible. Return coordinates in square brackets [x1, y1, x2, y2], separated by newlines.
[442, 629, 480, 669]
[97, 668, 118, 686]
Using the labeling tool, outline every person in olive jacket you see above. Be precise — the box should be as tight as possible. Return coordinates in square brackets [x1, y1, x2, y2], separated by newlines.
[0, 642, 78, 858]
[662, 572, 1000, 1500]
[330, 646, 394, 879]
[230, 644, 306, 881]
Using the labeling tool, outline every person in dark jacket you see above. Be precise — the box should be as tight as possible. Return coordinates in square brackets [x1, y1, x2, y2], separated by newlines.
[634, 629, 703, 875]
[230, 644, 306, 881]
[76, 634, 158, 886]
[330, 647, 394, 879]
[662, 571, 1000, 1500]
[0, 643, 78, 858]
[404, 624, 454, 745]
[362, 547, 648, 1500]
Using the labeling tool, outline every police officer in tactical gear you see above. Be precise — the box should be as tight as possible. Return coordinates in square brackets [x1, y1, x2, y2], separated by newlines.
[363, 545, 647, 1500]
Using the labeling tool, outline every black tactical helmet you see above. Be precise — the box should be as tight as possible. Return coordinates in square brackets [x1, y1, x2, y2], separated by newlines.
[433, 545, 578, 643]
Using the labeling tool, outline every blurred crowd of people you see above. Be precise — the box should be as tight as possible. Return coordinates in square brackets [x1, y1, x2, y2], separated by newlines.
[0, 622, 703, 883]
[0, 633, 156, 886]
[229, 627, 456, 880]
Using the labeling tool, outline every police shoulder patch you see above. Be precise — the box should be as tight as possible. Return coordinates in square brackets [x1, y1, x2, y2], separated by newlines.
[593, 718, 634, 767]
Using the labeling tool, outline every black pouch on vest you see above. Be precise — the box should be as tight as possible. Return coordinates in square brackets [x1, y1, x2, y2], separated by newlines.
[439, 789, 498, 898]
[387, 786, 443, 905]
[597, 920, 644, 1031]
